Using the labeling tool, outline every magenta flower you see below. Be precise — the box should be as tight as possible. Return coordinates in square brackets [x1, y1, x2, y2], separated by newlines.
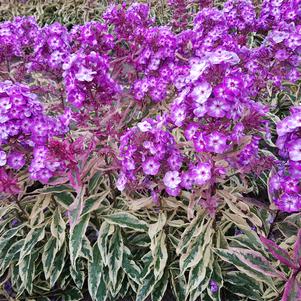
[7, 152, 25, 170]
[288, 139, 301, 161]
[193, 162, 212, 185]
[0, 151, 7, 167]
[142, 157, 160, 175]
[163, 171, 181, 189]
[274, 194, 301, 213]
[205, 132, 228, 154]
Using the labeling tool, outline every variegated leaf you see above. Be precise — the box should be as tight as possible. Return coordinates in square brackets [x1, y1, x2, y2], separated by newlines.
[69, 213, 90, 267]
[18, 251, 39, 294]
[188, 246, 212, 291]
[68, 185, 86, 230]
[180, 220, 213, 275]
[42, 236, 59, 280]
[122, 246, 142, 284]
[70, 259, 85, 289]
[176, 210, 204, 255]
[19, 225, 45, 261]
[88, 243, 103, 300]
[49, 242, 67, 288]
[152, 231, 168, 281]
[170, 265, 186, 301]
[148, 212, 166, 240]
[136, 270, 156, 301]
[214, 248, 280, 290]
[0, 238, 24, 272]
[151, 268, 169, 301]
[281, 276, 301, 301]
[224, 271, 264, 301]
[108, 226, 123, 288]
[103, 212, 149, 232]
[80, 236, 93, 262]
[81, 191, 109, 216]
[51, 207, 66, 249]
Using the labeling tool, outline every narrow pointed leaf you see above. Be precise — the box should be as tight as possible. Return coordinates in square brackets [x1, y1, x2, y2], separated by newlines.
[88, 243, 103, 300]
[19, 226, 45, 260]
[102, 212, 149, 232]
[293, 229, 301, 267]
[260, 235, 296, 269]
[281, 276, 301, 301]
[51, 207, 66, 249]
[42, 236, 59, 279]
[69, 213, 90, 267]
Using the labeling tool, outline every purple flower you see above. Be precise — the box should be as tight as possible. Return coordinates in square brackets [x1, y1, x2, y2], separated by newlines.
[142, 157, 160, 175]
[181, 171, 195, 189]
[210, 280, 218, 293]
[7, 152, 25, 170]
[191, 81, 212, 104]
[116, 172, 127, 192]
[288, 139, 301, 161]
[0, 151, 7, 166]
[274, 193, 301, 213]
[163, 171, 181, 189]
[205, 132, 228, 154]
[193, 162, 212, 185]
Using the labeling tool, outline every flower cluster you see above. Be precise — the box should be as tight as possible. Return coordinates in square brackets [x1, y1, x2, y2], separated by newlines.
[0, 0, 300, 215]
[269, 107, 301, 212]
[29, 22, 70, 74]
[0, 16, 38, 63]
[70, 22, 114, 54]
[63, 51, 121, 109]
[0, 81, 69, 184]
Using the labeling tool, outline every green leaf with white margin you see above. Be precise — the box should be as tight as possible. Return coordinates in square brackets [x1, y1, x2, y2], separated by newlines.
[49, 242, 67, 288]
[191, 262, 214, 301]
[88, 171, 103, 193]
[0, 224, 25, 250]
[180, 219, 213, 275]
[95, 275, 107, 301]
[148, 212, 166, 240]
[68, 185, 86, 231]
[81, 190, 109, 216]
[51, 207, 66, 249]
[54, 192, 74, 209]
[140, 251, 154, 280]
[207, 260, 223, 301]
[19, 225, 45, 261]
[151, 268, 169, 301]
[80, 235, 93, 261]
[18, 251, 39, 294]
[97, 221, 114, 265]
[152, 231, 168, 280]
[230, 247, 286, 280]
[88, 243, 103, 300]
[224, 271, 264, 301]
[136, 269, 156, 301]
[110, 269, 126, 297]
[61, 286, 83, 301]
[176, 210, 205, 255]
[29, 195, 50, 227]
[42, 236, 59, 280]
[108, 226, 123, 288]
[188, 245, 212, 291]
[70, 259, 85, 289]
[0, 239, 24, 271]
[69, 213, 90, 267]
[102, 212, 149, 232]
[170, 264, 187, 301]
[214, 248, 279, 291]
[122, 246, 142, 284]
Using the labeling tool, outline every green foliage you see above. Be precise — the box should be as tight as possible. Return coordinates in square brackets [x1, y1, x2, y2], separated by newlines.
[0, 176, 300, 300]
